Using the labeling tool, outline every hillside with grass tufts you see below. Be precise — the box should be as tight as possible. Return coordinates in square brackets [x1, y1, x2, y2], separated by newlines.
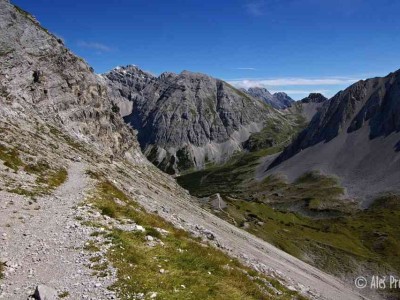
[0, 1, 366, 300]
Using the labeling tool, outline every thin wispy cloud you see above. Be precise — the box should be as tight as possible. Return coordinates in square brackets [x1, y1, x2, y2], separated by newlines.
[228, 77, 359, 88]
[77, 41, 114, 53]
[235, 67, 257, 71]
[244, 1, 266, 16]
[269, 89, 330, 94]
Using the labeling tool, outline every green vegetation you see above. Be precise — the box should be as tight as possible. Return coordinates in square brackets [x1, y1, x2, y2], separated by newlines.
[0, 261, 5, 280]
[179, 153, 400, 297]
[84, 178, 305, 300]
[0, 143, 67, 197]
[111, 103, 120, 114]
[178, 147, 282, 196]
[244, 117, 306, 152]
[35, 166, 68, 190]
[84, 240, 100, 252]
[0, 144, 23, 171]
[58, 291, 70, 298]
[245, 171, 352, 213]
[177, 112, 307, 192]
[9, 166, 67, 197]
[176, 148, 194, 171]
[215, 194, 400, 279]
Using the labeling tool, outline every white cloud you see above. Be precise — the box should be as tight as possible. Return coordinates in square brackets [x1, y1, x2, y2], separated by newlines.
[228, 77, 358, 88]
[77, 41, 113, 52]
[268, 89, 330, 95]
[235, 67, 257, 70]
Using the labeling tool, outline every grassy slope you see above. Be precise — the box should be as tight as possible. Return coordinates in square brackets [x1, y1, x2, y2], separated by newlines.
[0, 142, 68, 197]
[83, 176, 306, 300]
[0, 261, 4, 280]
[219, 195, 400, 276]
[177, 141, 400, 297]
[243, 114, 307, 152]
[177, 108, 306, 185]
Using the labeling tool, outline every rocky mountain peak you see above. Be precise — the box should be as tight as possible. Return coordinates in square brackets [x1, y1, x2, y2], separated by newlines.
[244, 87, 294, 109]
[268, 70, 400, 183]
[272, 92, 295, 108]
[158, 71, 178, 81]
[104, 66, 277, 173]
[300, 93, 328, 104]
[247, 87, 274, 100]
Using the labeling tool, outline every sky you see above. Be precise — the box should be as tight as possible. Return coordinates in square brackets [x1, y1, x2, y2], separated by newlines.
[12, 0, 400, 99]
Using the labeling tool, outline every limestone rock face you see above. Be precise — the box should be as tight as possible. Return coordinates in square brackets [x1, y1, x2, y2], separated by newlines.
[104, 66, 278, 173]
[34, 285, 57, 300]
[272, 71, 400, 166]
[0, 0, 145, 164]
[243, 87, 295, 109]
[263, 70, 400, 201]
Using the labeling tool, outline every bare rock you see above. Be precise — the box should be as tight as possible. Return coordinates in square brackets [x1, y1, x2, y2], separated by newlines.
[33, 285, 57, 300]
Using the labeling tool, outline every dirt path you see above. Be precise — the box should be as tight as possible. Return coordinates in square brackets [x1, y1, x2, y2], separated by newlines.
[0, 162, 116, 300]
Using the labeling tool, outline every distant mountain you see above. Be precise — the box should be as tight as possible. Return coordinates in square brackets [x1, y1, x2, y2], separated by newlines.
[243, 87, 295, 109]
[300, 93, 328, 104]
[287, 93, 328, 122]
[104, 66, 282, 174]
[264, 70, 400, 203]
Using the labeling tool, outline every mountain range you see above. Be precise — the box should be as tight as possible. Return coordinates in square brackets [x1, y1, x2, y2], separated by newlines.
[242, 87, 295, 109]
[0, 0, 398, 299]
[104, 65, 295, 174]
[2, 2, 331, 299]
[265, 70, 400, 203]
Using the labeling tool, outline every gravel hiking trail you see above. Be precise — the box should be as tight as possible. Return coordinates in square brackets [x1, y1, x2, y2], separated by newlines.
[0, 162, 116, 300]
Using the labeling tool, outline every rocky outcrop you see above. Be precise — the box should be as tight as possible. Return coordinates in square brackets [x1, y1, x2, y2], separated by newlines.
[104, 66, 280, 173]
[271, 72, 400, 165]
[273, 92, 295, 108]
[33, 285, 57, 300]
[300, 93, 328, 104]
[287, 93, 328, 122]
[263, 70, 400, 202]
[0, 0, 145, 164]
[101, 65, 156, 117]
[243, 87, 295, 109]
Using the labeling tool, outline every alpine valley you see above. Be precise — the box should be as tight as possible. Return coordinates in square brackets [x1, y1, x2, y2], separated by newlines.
[0, 1, 399, 300]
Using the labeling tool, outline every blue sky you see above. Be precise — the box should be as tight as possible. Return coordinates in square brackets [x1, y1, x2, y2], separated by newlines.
[13, 0, 400, 99]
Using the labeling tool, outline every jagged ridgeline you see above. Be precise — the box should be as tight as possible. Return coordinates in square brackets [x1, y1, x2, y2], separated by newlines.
[0, 1, 322, 299]
[242, 87, 295, 109]
[265, 70, 400, 201]
[104, 66, 302, 174]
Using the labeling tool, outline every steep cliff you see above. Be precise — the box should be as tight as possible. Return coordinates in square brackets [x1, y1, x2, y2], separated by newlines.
[0, 1, 145, 164]
[264, 71, 400, 202]
[104, 66, 282, 173]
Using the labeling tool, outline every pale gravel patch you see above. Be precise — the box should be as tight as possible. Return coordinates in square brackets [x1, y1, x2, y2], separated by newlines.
[0, 162, 117, 300]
